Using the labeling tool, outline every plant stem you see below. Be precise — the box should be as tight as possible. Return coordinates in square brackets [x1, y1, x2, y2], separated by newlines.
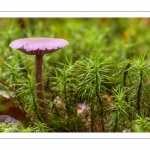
[96, 68, 104, 131]
[90, 101, 94, 132]
[35, 54, 48, 122]
[123, 63, 130, 87]
[123, 63, 132, 121]
[137, 69, 142, 115]
[113, 114, 118, 132]
[32, 93, 44, 122]
[64, 78, 70, 129]
[96, 91, 104, 131]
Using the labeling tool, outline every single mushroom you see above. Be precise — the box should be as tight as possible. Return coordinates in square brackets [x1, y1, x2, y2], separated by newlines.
[9, 37, 69, 122]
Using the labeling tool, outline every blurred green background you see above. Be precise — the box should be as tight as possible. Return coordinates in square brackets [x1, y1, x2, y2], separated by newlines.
[0, 18, 150, 62]
[1, 18, 150, 86]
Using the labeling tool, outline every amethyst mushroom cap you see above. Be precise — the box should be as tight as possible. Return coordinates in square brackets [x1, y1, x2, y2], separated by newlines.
[9, 37, 69, 122]
[9, 38, 69, 55]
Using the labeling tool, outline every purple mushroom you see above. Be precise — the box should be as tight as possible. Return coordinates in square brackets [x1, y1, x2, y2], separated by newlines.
[9, 37, 69, 122]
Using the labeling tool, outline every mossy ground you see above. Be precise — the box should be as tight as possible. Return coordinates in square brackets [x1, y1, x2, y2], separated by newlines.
[1, 18, 150, 132]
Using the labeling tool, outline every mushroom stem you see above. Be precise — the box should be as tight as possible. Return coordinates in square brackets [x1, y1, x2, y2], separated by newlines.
[35, 54, 48, 122]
